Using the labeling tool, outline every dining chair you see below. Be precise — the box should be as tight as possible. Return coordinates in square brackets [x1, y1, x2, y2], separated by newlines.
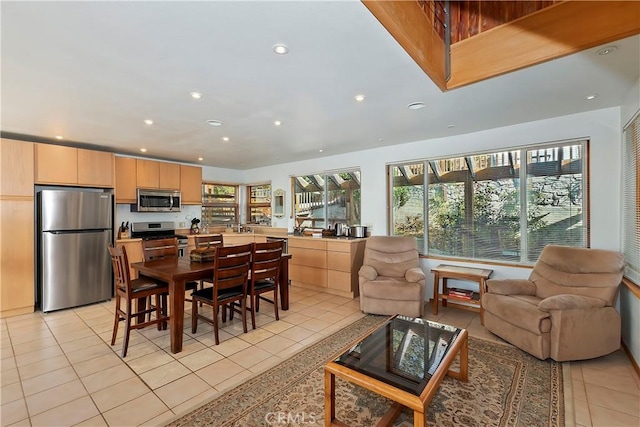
[191, 243, 253, 345]
[108, 245, 169, 358]
[194, 234, 224, 291]
[247, 240, 283, 329]
[142, 237, 199, 302]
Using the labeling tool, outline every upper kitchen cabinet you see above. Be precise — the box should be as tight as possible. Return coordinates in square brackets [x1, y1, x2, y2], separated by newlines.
[115, 157, 137, 203]
[1, 138, 34, 197]
[115, 157, 202, 204]
[35, 144, 77, 184]
[136, 159, 160, 189]
[159, 162, 180, 190]
[78, 149, 114, 187]
[35, 144, 114, 188]
[181, 165, 202, 204]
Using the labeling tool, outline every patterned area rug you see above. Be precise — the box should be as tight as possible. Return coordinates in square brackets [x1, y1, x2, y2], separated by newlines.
[166, 315, 565, 427]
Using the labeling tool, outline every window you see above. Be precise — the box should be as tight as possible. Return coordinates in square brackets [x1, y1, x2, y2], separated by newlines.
[623, 114, 640, 284]
[293, 169, 361, 229]
[201, 182, 238, 226]
[247, 183, 272, 225]
[390, 163, 425, 251]
[388, 140, 588, 263]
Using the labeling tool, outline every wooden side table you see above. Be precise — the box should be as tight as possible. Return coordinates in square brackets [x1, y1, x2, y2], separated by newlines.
[431, 264, 493, 324]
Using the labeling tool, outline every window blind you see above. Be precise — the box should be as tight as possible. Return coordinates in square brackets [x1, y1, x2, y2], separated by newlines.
[622, 114, 640, 284]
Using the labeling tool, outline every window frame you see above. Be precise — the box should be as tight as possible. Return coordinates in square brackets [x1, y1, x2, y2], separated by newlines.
[201, 181, 239, 226]
[292, 168, 361, 229]
[246, 182, 272, 225]
[622, 112, 640, 285]
[388, 139, 590, 264]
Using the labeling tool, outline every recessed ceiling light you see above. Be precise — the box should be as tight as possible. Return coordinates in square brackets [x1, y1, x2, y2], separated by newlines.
[354, 94, 366, 102]
[144, 119, 153, 125]
[585, 94, 599, 100]
[596, 46, 617, 56]
[222, 137, 230, 142]
[140, 148, 147, 152]
[377, 138, 384, 142]
[408, 102, 426, 110]
[274, 120, 282, 126]
[55, 135, 63, 140]
[272, 44, 289, 55]
[198, 157, 203, 161]
[190, 92, 203, 99]
[448, 124, 456, 128]
[207, 120, 223, 126]
[318, 149, 324, 153]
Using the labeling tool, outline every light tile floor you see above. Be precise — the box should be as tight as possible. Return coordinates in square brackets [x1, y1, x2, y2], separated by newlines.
[1, 290, 638, 427]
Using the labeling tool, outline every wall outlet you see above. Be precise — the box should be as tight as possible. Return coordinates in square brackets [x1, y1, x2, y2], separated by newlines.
[179, 222, 186, 228]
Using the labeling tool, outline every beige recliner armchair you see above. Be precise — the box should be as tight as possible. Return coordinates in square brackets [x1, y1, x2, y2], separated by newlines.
[482, 245, 624, 361]
[358, 236, 425, 317]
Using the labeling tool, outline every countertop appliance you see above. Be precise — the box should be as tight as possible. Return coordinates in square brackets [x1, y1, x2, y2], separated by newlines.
[133, 189, 181, 212]
[130, 221, 189, 257]
[350, 225, 368, 238]
[37, 188, 114, 312]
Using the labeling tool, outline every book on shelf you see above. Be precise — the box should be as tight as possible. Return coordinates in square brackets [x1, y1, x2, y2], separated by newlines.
[447, 287, 474, 299]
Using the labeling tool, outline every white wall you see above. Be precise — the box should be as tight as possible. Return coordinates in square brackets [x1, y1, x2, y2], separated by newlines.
[619, 77, 640, 367]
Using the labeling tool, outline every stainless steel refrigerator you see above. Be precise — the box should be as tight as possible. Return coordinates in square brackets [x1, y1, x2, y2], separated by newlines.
[37, 188, 113, 312]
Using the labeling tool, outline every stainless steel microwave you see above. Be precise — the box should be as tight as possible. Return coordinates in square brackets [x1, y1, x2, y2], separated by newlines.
[134, 189, 181, 212]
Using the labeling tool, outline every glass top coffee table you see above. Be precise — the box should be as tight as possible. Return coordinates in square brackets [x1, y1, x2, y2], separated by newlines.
[324, 315, 468, 427]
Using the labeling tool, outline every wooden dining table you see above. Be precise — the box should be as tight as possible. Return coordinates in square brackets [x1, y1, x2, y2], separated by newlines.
[131, 253, 291, 353]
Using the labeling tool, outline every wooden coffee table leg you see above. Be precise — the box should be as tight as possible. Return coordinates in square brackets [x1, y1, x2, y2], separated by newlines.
[376, 402, 404, 427]
[412, 409, 426, 427]
[324, 368, 336, 427]
[459, 335, 469, 382]
[446, 333, 469, 382]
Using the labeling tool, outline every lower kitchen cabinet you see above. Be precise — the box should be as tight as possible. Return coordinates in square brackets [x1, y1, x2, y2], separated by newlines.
[0, 199, 34, 317]
[288, 237, 366, 298]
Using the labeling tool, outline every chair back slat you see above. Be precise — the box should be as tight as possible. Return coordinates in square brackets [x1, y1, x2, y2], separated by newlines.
[252, 241, 283, 282]
[194, 235, 223, 250]
[142, 237, 179, 261]
[213, 244, 252, 293]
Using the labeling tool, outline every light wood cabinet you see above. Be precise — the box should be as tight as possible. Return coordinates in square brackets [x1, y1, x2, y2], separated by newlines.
[0, 200, 35, 317]
[136, 159, 160, 189]
[289, 238, 328, 290]
[35, 144, 114, 188]
[223, 234, 267, 246]
[115, 157, 137, 203]
[289, 236, 366, 298]
[77, 149, 115, 187]
[1, 138, 34, 197]
[35, 144, 78, 184]
[1, 138, 35, 318]
[159, 163, 180, 190]
[180, 165, 202, 204]
[326, 240, 366, 297]
[113, 157, 201, 204]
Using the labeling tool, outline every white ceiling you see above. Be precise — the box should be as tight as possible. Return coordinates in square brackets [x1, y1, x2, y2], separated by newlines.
[2, 1, 638, 170]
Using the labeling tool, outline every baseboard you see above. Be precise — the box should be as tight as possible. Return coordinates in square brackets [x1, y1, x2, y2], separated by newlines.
[0, 306, 34, 318]
[621, 340, 640, 379]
